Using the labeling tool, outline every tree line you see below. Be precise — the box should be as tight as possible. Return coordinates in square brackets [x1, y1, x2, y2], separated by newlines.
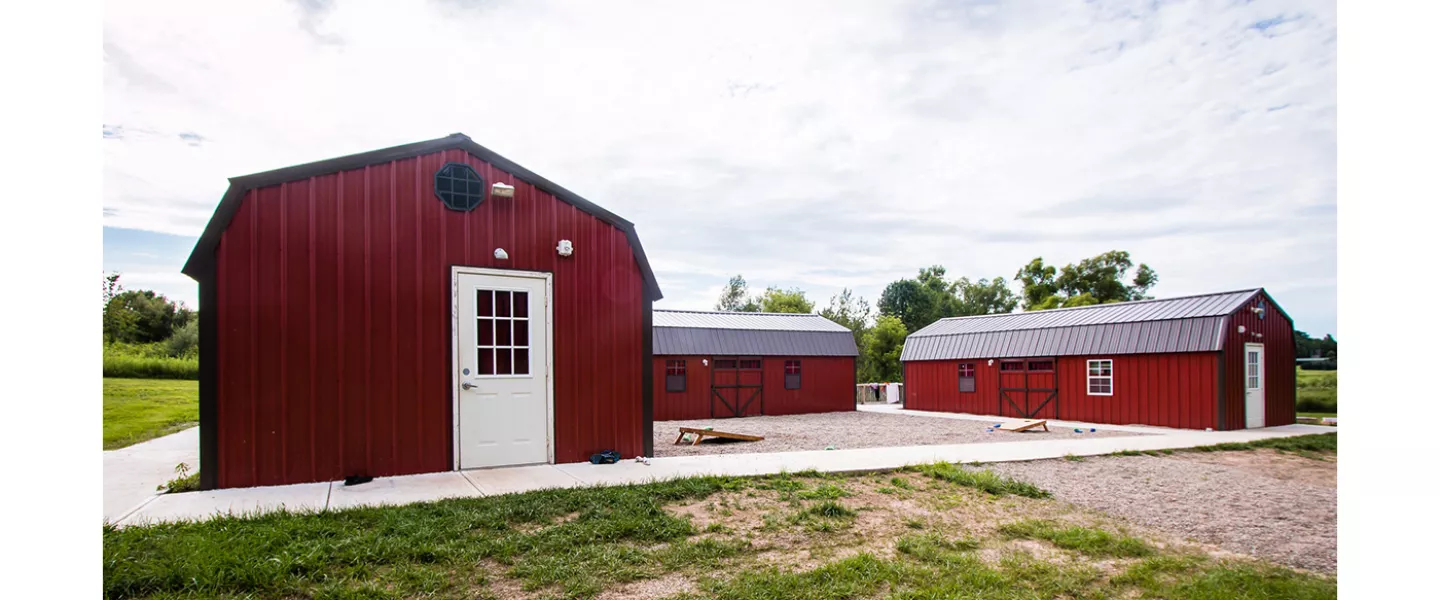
[715, 250, 1335, 381]
[103, 273, 198, 359]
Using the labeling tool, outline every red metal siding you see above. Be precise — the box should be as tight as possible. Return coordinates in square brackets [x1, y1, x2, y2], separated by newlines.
[652, 356, 855, 420]
[905, 353, 1218, 429]
[652, 356, 712, 421]
[1220, 292, 1296, 430]
[762, 357, 856, 416]
[214, 149, 645, 489]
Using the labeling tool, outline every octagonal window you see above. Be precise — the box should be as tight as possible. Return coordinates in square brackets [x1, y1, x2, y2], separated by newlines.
[434, 162, 486, 212]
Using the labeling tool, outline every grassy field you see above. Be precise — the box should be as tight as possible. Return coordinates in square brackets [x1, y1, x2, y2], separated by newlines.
[104, 456, 1336, 599]
[103, 343, 198, 380]
[103, 378, 199, 450]
[1295, 367, 1337, 414]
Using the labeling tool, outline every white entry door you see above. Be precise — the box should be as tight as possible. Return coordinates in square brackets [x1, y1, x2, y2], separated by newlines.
[1244, 343, 1265, 429]
[453, 269, 552, 469]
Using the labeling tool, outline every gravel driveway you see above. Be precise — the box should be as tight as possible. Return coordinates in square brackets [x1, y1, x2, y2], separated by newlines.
[653, 410, 1142, 458]
[980, 451, 1337, 573]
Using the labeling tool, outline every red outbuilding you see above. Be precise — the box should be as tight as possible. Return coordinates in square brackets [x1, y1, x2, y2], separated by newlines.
[651, 311, 858, 421]
[900, 289, 1295, 430]
[182, 134, 663, 490]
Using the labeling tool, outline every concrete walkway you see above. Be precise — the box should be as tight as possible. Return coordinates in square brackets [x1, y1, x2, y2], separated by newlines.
[856, 404, 1197, 435]
[112, 419, 1333, 528]
[104, 426, 199, 523]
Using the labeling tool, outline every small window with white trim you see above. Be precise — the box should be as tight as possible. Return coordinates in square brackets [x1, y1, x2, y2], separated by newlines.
[666, 360, 687, 392]
[1087, 359, 1113, 396]
[958, 363, 976, 393]
[784, 360, 801, 389]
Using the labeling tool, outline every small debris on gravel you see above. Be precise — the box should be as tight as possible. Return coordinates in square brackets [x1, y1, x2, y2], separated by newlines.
[979, 450, 1336, 573]
[654, 411, 1142, 458]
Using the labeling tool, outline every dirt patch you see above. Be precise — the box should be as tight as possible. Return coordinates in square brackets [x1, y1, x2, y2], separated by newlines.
[1173, 449, 1336, 488]
[980, 452, 1337, 573]
[595, 573, 696, 599]
[654, 411, 1142, 458]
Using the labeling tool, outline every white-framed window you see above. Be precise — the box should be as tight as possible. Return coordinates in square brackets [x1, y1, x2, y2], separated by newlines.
[1087, 359, 1113, 396]
[1246, 350, 1261, 390]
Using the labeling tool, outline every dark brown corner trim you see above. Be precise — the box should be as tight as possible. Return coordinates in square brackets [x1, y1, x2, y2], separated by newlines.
[180, 133, 663, 301]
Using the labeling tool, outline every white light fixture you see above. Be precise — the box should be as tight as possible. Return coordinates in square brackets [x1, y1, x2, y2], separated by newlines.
[987, 359, 994, 366]
[702, 359, 709, 366]
[491, 182, 515, 198]
[556, 239, 573, 257]
[1238, 325, 1246, 333]
[494, 248, 509, 260]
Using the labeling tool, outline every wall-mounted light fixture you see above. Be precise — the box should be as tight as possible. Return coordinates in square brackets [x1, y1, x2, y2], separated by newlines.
[494, 248, 509, 260]
[556, 239, 574, 257]
[1238, 325, 1246, 333]
[491, 182, 515, 198]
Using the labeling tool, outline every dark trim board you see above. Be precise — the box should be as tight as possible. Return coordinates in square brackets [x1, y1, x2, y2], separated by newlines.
[642, 299, 654, 458]
[197, 267, 219, 490]
[181, 133, 663, 301]
[1216, 350, 1227, 431]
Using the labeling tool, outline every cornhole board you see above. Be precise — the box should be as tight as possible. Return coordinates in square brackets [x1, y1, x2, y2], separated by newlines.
[996, 419, 1049, 433]
[674, 427, 765, 446]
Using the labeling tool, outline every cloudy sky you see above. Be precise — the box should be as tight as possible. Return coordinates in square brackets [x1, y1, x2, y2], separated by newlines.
[103, 0, 1337, 335]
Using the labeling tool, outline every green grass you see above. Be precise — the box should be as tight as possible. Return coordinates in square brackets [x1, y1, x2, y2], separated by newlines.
[1110, 433, 1337, 461]
[1295, 367, 1337, 413]
[104, 343, 198, 380]
[104, 466, 1336, 600]
[997, 519, 1154, 558]
[1298, 411, 1337, 419]
[105, 476, 749, 599]
[103, 379, 199, 450]
[1189, 432, 1337, 458]
[909, 462, 1051, 498]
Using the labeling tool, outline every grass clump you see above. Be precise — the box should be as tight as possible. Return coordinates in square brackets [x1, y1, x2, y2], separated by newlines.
[157, 463, 201, 494]
[910, 462, 1050, 499]
[1191, 433, 1337, 458]
[796, 483, 851, 500]
[103, 378, 199, 449]
[998, 519, 1154, 558]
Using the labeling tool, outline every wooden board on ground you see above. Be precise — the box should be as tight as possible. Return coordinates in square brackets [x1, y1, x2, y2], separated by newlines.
[997, 419, 1049, 432]
[674, 427, 765, 446]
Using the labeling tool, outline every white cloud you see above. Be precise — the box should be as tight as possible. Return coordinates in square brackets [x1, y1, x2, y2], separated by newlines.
[103, 0, 1337, 332]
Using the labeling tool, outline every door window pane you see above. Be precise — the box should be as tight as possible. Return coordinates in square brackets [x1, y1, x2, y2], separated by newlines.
[496, 291, 512, 317]
[514, 349, 529, 375]
[496, 319, 512, 346]
[477, 290, 493, 317]
[497, 349, 513, 374]
[478, 348, 495, 375]
[513, 320, 529, 347]
[513, 291, 528, 318]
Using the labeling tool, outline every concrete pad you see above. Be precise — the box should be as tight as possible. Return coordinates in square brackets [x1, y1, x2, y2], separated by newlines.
[103, 426, 199, 523]
[859, 405, 1178, 435]
[119, 481, 332, 526]
[327, 472, 484, 510]
[461, 464, 586, 496]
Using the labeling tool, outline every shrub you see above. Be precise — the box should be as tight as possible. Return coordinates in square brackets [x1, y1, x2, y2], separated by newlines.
[1299, 360, 1337, 371]
[104, 342, 199, 380]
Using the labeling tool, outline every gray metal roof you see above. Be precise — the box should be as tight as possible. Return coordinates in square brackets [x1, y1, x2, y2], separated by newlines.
[900, 289, 1262, 362]
[653, 310, 858, 356]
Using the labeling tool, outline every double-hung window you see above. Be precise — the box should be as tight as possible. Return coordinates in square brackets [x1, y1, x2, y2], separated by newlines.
[1087, 359, 1113, 396]
[784, 360, 802, 389]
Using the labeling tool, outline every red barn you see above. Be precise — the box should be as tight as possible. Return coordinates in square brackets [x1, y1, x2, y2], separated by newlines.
[182, 134, 663, 490]
[900, 289, 1295, 430]
[652, 311, 858, 420]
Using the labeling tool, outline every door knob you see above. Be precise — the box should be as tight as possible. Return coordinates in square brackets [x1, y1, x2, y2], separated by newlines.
[461, 381, 477, 391]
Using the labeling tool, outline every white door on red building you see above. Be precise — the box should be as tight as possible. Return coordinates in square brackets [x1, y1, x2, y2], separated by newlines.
[1244, 343, 1265, 429]
[453, 268, 552, 469]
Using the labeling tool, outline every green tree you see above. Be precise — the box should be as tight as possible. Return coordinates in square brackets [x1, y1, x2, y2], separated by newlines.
[757, 287, 814, 314]
[1016, 251, 1158, 310]
[104, 290, 182, 343]
[715, 275, 761, 312]
[879, 266, 1017, 333]
[861, 315, 907, 382]
[819, 288, 872, 374]
[954, 276, 1019, 316]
